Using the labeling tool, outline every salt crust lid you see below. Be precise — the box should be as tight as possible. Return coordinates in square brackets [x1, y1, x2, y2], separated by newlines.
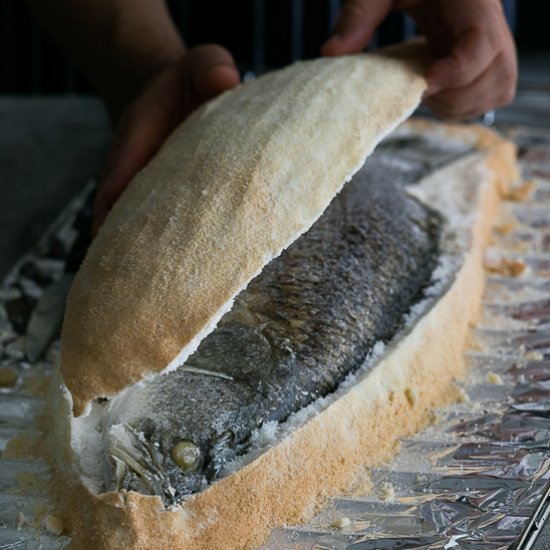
[60, 41, 430, 416]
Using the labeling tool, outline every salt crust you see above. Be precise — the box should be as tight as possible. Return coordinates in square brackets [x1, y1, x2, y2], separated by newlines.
[47, 120, 517, 550]
[70, 118, 419, 492]
[69, 150, 488, 496]
[67, 45, 433, 485]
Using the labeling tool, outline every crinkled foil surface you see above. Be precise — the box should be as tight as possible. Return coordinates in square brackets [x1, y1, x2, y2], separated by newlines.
[2, 125, 550, 549]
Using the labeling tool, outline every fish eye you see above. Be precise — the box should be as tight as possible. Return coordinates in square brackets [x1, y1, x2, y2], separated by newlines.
[172, 440, 201, 473]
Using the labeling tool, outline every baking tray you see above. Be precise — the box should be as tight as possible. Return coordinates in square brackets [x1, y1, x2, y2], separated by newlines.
[2, 125, 550, 549]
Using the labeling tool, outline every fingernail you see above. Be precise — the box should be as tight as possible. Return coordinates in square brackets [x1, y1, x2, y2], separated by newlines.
[322, 33, 343, 55]
[425, 82, 442, 97]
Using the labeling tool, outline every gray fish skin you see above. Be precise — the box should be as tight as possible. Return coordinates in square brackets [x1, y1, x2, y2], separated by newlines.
[105, 163, 442, 505]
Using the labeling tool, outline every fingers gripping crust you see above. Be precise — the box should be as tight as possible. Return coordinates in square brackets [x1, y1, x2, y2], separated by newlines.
[60, 43, 430, 416]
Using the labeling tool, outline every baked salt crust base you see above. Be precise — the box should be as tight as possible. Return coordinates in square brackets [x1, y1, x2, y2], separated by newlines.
[46, 120, 517, 550]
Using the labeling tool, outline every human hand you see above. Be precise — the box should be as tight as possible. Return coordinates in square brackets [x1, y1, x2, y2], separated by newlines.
[93, 44, 240, 234]
[321, 0, 517, 121]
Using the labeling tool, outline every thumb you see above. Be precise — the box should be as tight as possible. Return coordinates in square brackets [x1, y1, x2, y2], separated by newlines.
[321, 0, 394, 56]
[184, 44, 240, 100]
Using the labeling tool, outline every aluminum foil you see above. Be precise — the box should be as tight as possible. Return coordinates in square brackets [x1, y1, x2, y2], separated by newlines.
[0, 185, 89, 549]
[2, 127, 550, 549]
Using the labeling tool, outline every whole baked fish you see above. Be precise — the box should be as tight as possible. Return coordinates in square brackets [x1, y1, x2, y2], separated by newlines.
[102, 155, 442, 506]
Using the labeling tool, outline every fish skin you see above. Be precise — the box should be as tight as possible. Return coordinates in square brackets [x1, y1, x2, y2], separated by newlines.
[103, 157, 443, 505]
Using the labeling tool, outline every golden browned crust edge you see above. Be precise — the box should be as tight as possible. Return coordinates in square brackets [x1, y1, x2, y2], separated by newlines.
[49, 120, 517, 550]
[60, 43, 430, 416]
[406, 119, 519, 193]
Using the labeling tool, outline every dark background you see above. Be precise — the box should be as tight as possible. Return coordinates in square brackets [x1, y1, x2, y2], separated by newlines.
[0, 0, 546, 96]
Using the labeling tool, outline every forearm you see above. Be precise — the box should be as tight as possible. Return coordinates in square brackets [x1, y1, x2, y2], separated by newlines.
[25, 0, 185, 119]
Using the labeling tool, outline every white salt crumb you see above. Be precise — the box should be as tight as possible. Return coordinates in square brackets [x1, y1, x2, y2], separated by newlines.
[487, 372, 504, 385]
[379, 482, 395, 501]
[251, 420, 279, 447]
[43, 514, 63, 536]
[330, 517, 351, 529]
[221, 420, 280, 476]
[371, 341, 386, 359]
[525, 351, 544, 361]
[455, 387, 470, 403]
[16, 511, 28, 530]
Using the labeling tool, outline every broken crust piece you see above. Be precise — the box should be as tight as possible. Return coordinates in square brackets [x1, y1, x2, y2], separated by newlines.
[47, 120, 517, 550]
[60, 41, 432, 417]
